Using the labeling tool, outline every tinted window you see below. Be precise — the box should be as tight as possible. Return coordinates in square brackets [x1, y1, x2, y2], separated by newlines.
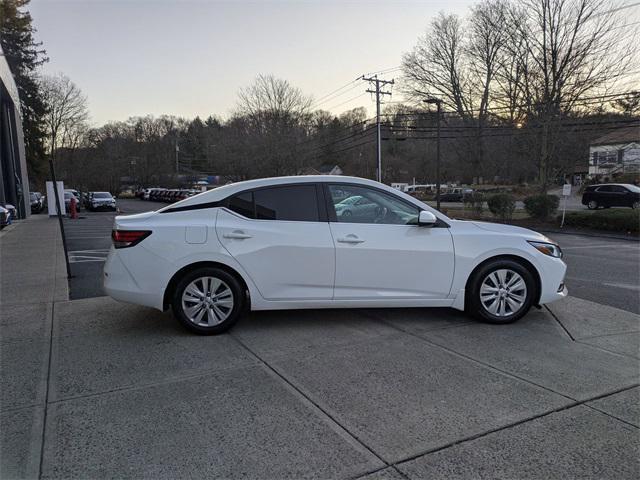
[609, 186, 627, 193]
[596, 186, 612, 192]
[329, 184, 419, 225]
[228, 191, 254, 218]
[254, 186, 319, 221]
[94, 192, 112, 198]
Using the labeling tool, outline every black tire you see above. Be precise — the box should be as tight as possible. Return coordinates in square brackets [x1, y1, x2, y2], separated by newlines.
[466, 258, 536, 324]
[171, 267, 244, 335]
[587, 200, 598, 210]
[632, 201, 639, 210]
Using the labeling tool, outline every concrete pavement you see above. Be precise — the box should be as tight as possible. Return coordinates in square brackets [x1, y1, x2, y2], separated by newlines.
[1, 216, 638, 479]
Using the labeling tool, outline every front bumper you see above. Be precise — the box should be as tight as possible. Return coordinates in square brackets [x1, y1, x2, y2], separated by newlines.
[537, 256, 568, 305]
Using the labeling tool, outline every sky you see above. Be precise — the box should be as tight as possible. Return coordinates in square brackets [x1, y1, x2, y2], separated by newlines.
[30, 0, 474, 126]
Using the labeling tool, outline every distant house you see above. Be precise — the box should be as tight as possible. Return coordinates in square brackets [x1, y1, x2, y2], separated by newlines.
[588, 125, 640, 178]
[299, 164, 343, 176]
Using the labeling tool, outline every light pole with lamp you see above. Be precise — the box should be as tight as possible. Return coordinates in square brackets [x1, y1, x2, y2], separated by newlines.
[424, 98, 442, 210]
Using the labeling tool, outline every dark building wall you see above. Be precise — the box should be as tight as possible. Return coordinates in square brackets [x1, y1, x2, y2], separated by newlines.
[0, 50, 30, 219]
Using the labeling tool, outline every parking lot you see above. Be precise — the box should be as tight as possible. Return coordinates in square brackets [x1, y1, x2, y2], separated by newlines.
[2, 203, 638, 479]
[66, 199, 640, 315]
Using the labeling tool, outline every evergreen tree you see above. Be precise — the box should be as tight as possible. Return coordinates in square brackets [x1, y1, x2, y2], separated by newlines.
[0, 0, 48, 178]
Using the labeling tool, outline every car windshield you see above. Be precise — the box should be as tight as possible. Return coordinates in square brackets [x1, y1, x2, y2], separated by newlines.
[64, 192, 73, 199]
[94, 192, 112, 198]
[30, 193, 38, 200]
[625, 184, 640, 193]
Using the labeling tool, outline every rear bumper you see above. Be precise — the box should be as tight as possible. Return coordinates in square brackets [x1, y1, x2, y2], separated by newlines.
[103, 249, 164, 310]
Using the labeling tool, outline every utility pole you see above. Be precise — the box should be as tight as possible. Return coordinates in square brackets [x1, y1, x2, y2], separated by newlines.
[424, 98, 443, 211]
[175, 139, 180, 175]
[362, 75, 394, 183]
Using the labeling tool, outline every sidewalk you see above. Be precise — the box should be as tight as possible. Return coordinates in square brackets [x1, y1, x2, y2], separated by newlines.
[1, 216, 638, 479]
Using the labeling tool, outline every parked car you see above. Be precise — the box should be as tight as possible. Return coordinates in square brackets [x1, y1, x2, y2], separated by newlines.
[440, 188, 474, 202]
[150, 189, 168, 202]
[30, 192, 44, 214]
[105, 175, 567, 335]
[334, 194, 378, 220]
[0, 205, 9, 228]
[89, 191, 117, 211]
[581, 183, 640, 209]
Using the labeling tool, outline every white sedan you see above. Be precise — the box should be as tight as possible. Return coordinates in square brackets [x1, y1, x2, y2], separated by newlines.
[104, 176, 567, 334]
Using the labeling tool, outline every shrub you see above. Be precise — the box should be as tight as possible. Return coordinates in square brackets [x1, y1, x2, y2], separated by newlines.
[487, 193, 516, 222]
[561, 210, 639, 233]
[524, 194, 560, 219]
[463, 192, 485, 216]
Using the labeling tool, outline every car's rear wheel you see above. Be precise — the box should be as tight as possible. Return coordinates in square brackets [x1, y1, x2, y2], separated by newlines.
[587, 200, 598, 209]
[467, 259, 535, 324]
[171, 267, 244, 334]
[632, 201, 639, 210]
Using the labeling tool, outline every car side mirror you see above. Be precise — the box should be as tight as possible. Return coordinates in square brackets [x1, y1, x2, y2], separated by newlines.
[418, 210, 437, 226]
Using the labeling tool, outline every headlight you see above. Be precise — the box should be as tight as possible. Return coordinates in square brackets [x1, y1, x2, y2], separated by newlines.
[528, 241, 562, 258]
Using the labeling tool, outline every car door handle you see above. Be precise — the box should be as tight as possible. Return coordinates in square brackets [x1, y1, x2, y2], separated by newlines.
[223, 230, 252, 239]
[337, 235, 365, 244]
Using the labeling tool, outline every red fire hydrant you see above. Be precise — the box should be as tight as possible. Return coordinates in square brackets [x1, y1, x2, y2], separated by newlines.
[69, 196, 78, 219]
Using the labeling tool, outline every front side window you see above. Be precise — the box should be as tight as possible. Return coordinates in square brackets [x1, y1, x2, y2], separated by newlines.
[328, 184, 419, 225]
[226, 185, 319, 222]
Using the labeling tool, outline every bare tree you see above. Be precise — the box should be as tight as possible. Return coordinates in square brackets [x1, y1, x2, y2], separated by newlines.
[40, 73, 89, 161]
[237, 74, 312, 127]
[504, 0, 637, 188]
[402, 13, 471, 117]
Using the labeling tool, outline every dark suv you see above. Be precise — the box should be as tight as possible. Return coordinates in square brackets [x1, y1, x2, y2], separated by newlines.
[582, 183, 640, 209]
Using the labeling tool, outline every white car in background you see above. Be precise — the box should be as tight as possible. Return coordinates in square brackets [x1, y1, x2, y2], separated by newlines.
[104, 176, 567, 334]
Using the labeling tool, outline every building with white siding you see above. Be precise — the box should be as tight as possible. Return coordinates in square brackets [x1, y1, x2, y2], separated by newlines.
[588, 125, 640, 178]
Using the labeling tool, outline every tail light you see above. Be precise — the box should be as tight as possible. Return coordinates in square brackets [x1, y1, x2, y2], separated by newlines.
[112, 230, 151, 249]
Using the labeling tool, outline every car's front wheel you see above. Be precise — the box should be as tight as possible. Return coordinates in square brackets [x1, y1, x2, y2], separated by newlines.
[172, 267, 244, 334]
[467, 259, 535, 324]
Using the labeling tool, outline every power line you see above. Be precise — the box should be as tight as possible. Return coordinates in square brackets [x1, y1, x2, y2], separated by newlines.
[382, 91, 638, 117]
[382, 122, 639, 141]
[307, 125, 375, 155]
[310, 78, 360, 109]
[324, 91, 368, 111]
[311, 82, 362, 110]
[307, 137, 376, 162]
[385, 118, 640, 132]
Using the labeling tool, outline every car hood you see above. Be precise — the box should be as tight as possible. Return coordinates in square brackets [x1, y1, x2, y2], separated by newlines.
[470, 221, 551, 241]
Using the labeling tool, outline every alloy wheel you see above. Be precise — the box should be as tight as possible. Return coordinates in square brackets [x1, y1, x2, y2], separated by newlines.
[181, 276, 234, 327]
[479, 269, 528, 317]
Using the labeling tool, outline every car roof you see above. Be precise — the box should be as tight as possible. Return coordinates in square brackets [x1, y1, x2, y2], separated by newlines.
[591, 183, 633, 187]
[157, 175, 451, 221]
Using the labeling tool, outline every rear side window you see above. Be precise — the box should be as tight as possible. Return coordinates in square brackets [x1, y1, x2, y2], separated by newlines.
[226, 185, 320, 222]
[228, 191, 254, 218]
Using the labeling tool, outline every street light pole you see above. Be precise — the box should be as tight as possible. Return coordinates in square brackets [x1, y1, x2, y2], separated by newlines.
[424, 98, 442, 210]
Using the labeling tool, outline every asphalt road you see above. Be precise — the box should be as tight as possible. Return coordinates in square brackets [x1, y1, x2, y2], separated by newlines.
[547, 232, 640, 314]
[64, 199, 639, 313]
